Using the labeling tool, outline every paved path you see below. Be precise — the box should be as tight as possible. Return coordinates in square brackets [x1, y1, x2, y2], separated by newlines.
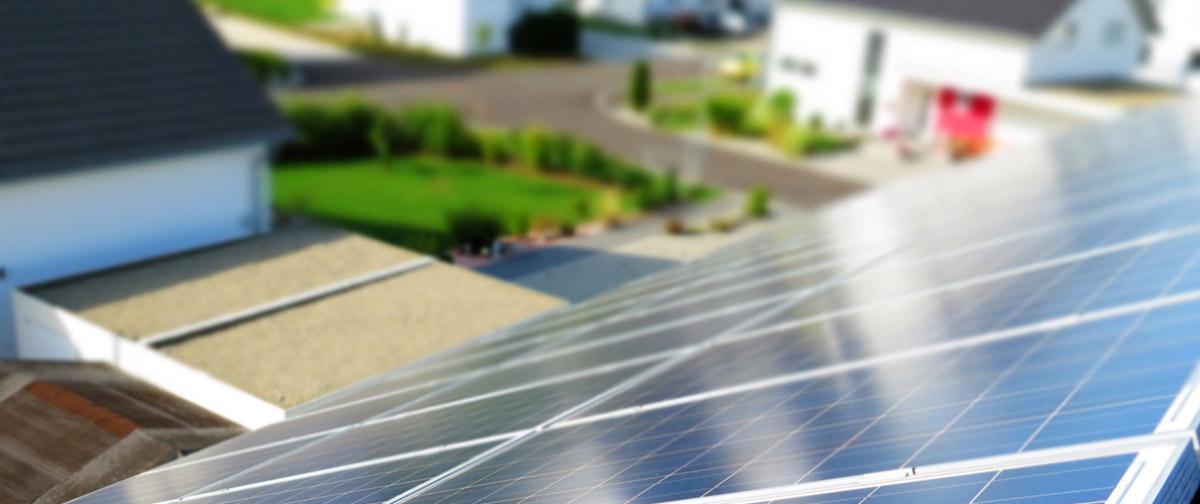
[282, 60, 865, 209]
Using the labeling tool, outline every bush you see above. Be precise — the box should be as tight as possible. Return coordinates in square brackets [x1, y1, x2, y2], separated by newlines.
[510, 8, 579, 56]
[447, 209, 504, 252]
[280, 97, 385, 161]
[237, 49, 290, 83]
[706, 93, 755, 135]
[629, 59, 653, 111]
[475, 128, 517, 166]
[397, 103, 476, 157]
[780, 125, 857, 156]
[368, 114, 398, 167]
[649, 104, 701, 132]
[560, 221, 577, 237]
[709, 216, 740, 233]
[745, 185, 771, 219]
[768, 90, 796, 126]
[664, 217, 687, 235]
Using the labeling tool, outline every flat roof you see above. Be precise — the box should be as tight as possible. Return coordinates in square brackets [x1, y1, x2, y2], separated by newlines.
[32, 222, 422, 340]
[29, 222, 563, 408]
[160, 264, 562, 407]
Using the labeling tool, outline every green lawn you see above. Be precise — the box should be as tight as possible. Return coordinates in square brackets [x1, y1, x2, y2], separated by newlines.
[273, 157, 635, 254]
[203, 0, 329, 25]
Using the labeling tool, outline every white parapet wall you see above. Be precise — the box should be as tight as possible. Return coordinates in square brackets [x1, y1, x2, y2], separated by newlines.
[11, 290, 283, 429]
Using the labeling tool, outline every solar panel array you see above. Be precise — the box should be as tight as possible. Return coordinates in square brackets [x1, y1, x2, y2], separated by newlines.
[71, 103, 1200, 504]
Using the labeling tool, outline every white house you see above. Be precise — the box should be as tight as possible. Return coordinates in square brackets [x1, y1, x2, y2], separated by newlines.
[339, 0, 564, 57]
[579, 0, 772, 31]
[0, 0, 290, 357]
[1139, 0, 1200, 89]
[766, 0, 1158, 150]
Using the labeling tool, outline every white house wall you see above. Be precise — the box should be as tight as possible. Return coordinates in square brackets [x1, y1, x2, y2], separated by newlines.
[766, 4, 871, 129]
[341, 0, 551, 57]
[579, 0, 653, 26]
[1027, 0, 1146, 83]
[1140, 0, 1200, 87]
[0, 144, 270, 289]
[767, 3, 1031, 135]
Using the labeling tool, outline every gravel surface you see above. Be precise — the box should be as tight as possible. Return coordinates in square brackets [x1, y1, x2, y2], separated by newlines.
[161, 264, 562, 407]
[32, 223, 421, 339]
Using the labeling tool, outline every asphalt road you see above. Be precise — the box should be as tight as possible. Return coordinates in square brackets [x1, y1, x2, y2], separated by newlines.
[283, 59, 864, 209]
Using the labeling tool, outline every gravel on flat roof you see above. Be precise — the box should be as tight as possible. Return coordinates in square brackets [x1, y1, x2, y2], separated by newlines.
[159, 264, 563, 408]
[32, 223, 421, 340]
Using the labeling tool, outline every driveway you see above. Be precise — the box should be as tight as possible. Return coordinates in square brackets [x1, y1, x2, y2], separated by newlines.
[281, 59, 864, 209]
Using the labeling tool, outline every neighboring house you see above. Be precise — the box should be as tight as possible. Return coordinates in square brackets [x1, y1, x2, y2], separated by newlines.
[338, 0, 564, 57]
[766, 0, 1158, 150]
[579, 0, 772, 32]
[0, 0, 289, 357]
[1139, 0, 1200, 89]
[0, 362, 242, 504]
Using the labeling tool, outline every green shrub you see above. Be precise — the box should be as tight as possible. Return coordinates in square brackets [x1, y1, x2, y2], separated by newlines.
[510, 8, 579, 56]
[629, 59, 653, 111]
[745, 185, 771, 219]
[560, 221, 577, 237]
[517, 126, 551, 169]
[780, 125, 857, 156]
[664, 217, 687, 235]
[475, 128, 516, 166]
[236, 49, 290, 83]
[280, 97, 385, 161]
[706, 93, 755, 135]
[397, 103, 475, 157]
[368, 114, 398, 167]
[568, 140, 606, 179]
[447, 208, 505, 252]
[709, 216, 740, 233]
[649, 104, 702, 132]
[663, 170, 682, 205]
[574, 196, 595, 221]
[768, 90, 796, 126]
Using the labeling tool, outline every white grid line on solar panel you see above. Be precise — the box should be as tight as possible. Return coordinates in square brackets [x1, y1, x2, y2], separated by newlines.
[654, 436, 1193, 504]
[384, 296, 819, 504]
[151, 297, 810, 504]
[157, 353, 670, 472]
[302, 175, 1200, 415]
[276, 214, 1200, 482]
[163, 357, 660, 503]
[153, 441, 508, 504]
[384, 255, 1200, 504]
[396, 306, 1198, 504]
[561, 257, 1200, 431]
[284, 208, 1200, 428]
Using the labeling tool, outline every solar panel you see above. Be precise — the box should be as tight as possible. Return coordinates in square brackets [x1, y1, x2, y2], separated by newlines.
[68, 103, 1200, 504]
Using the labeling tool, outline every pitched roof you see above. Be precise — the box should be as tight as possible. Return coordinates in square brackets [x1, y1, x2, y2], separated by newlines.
[0, 0, 290, 181]
[793, 0, 1154, 38]
[0, 362, 241, 504]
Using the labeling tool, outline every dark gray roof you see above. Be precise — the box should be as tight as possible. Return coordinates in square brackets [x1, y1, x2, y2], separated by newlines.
[0, 0, 290, 180]
[796, 0, 1154, 37]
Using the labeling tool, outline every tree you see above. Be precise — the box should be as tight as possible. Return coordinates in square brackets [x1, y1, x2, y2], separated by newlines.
[629, 59, 653, 112]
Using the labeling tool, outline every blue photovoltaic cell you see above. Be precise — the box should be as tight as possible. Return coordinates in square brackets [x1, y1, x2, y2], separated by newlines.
[769, 454, 1136, 504]
[206, 360, 657, 488]
[406, 302, 1200, 504]
[70, 104, 1200, 504]
[174, 442, 500, 504]
[69, 442, 299, 504]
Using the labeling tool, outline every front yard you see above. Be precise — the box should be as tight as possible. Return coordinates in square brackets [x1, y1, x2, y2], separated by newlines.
[273, 158, 640, 255]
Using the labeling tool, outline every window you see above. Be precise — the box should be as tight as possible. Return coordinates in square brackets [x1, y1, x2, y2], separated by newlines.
[856, 30, 886, 127]
[780, 56, 818, 78]
[1103, 20, 1125, 45]
[1052, 21, 1077, 44]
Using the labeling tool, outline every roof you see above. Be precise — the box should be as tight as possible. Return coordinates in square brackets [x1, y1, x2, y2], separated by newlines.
[67, 101, 1200, 504]
[0, 362, 240, 504]
[29, 222, 563, 408]
[0, 0, 290, 181]
[790, 0, 1156, 38]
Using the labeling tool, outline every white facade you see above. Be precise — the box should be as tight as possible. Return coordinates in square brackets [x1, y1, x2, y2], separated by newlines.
[578, 0, 771, 27]
[339, 0, 561, 57]
[0, 144, 272, 355]
[766, 0, 1147, 145]
[1140, 0, 1200, 88]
